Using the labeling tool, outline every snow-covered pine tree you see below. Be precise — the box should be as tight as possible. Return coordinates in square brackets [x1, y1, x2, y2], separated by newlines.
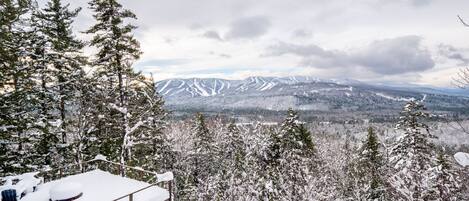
[297, 120, 340, 200]
[265, 122, 284, 200]
[72, 73, 101, 172]
[266, 108, 317, 200]
[0, 0, 23, 175]
[341, 130, 358, 200]
[0, 0, 40, 175]
[34, 0, 86, 168]
[129, 76, 171, 174]
[456, 153, 469, 200]
[190, 113, 219, 200]
[86, 0, 148, 175]
[353, 127, 386, 200]
[244, 122, 275, 200]
[28, 10, 58, 172]
[422, 150, 462, 200]
[36, 0, 84, 141]
[217, 120, 247, 199]
[388, 100, 435, 200]
[166, 120, 193, 200]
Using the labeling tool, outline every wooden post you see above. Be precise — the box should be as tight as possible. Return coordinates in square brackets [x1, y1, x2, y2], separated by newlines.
[129, 194, 133, 201]
[168, 181, 172, 201]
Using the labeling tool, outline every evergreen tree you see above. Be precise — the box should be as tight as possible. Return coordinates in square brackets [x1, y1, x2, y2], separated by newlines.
[266, 108, 317, 200]
[72, 73, 100, 172]
[388, 100, 435, 200]
[422, 150, 462, 200]
[244, 122, 275, 200]
[341, 130, 357, 200]
[164, 120, 192, 200]
[130, 77, 171, 173]
[36, 0, 84, 142]
[34, 0, 86, 170]
[86, 0, 150, 175]
[217, 120, 246, 199]
[353, 127, 386, 200]
[29, 10, 57, 172]
[190, 113, 219, 200]
[0, 0, 39, 175]
[265, 125, 282, 200]
[173, 149, 195, 200]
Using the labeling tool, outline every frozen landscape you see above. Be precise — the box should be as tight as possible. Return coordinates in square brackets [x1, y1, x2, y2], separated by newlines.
[156, 76, 469, 120]
[2, 0, 469, 200]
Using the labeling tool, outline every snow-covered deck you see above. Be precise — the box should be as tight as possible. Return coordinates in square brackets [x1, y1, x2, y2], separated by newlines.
[21, 169, 169, 201]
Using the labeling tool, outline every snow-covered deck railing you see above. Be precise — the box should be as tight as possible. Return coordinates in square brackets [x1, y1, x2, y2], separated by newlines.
[35, 156, 174, 201]
[112, 183, 159, 201]
[113, 171, 174, 201]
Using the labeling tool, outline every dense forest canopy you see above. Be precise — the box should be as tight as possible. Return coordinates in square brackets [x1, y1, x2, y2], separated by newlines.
[1, 0, 468, 200]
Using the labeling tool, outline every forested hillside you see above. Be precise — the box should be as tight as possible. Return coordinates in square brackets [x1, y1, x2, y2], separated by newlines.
[1, 0, 468, 200]
[156, 77, 469, 113]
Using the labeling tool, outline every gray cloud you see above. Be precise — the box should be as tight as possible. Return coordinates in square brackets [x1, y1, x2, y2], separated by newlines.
[225, 16, 271, 39]
[438, 44, 469, 65]
[292, 29, 313, 38]
[353, 36, 434, 74]
[266, 35, 435, 75]
[266, 42, 348, 67]
[189, 23, 204, 30]
[410, 0, 433, 7]
[267, 42, 330, 57]
[52, 0, 465, 86]
[202, 30, 223, 41]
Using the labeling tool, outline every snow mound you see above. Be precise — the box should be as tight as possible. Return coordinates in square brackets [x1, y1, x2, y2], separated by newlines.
[94, 154, 107, 161]
[156, 172, 174, 182]
[0, 172, 42, 199]
[454, 152, 469, 167]
[49, 182, 83, 200]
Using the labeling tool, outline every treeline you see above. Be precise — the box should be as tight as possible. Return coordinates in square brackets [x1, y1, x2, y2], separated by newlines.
[0, 0, 169, 175]
[1, 0, 468, 200]
[168, 101, 468, 200]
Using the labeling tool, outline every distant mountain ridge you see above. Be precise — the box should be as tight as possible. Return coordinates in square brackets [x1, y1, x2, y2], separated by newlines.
[155, 76, 469, 114]
[156, 76, 329, 98]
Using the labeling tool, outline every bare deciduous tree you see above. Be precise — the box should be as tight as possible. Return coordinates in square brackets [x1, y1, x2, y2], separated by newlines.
[447, 15, 469, 135]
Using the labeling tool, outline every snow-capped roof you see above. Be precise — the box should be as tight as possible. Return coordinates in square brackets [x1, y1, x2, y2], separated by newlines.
[21, 169, 169, 201]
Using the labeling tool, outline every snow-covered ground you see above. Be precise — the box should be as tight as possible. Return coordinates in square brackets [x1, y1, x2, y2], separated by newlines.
[21, 170, 169, 201]
[454, 152, 469, 168]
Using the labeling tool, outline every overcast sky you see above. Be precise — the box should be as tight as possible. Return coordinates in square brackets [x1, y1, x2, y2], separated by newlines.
[44, 0, 469, 87]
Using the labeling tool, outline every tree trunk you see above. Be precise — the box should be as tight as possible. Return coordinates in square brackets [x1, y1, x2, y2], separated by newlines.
[117, 59, 128, 176]
[13, 76, 22, 152]
[59, 73, 67, 144]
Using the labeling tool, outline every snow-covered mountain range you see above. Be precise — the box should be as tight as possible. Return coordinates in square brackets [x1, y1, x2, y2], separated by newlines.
[155, 76, 469, 114]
